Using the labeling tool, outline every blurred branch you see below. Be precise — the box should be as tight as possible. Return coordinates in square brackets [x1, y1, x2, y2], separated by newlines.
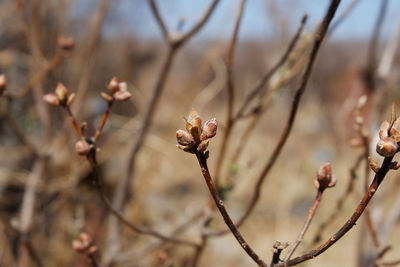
[106, 0, 220, 263]
[213, 0, 249, 186]
[364, 0, 388, 92]
[328, 0, 361, 36]
[235, 14, 308, 120]
[210, 0, 341, 237]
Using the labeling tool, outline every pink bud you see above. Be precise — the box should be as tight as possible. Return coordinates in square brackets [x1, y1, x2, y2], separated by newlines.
[200, 118, 217, 141]
[79, 232, 92, 247]
[315, 162, 336, 191]
[57, 36, 75, 51]
[108, 76, 119, 94]
[55, 82, 68, 103]
[75, 140, 91, 156]
[114, 90, 131, 102]
[176, 129, 195, 147]
[43, 93, 60, 106]
[72, 239, 85, 253]
[376, 136, 398, 157]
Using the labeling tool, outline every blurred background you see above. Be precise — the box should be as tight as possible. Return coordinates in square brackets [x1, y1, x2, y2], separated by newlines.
[1, 0, 400, 266]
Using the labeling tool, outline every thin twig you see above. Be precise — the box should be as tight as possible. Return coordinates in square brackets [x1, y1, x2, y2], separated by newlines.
[312, 153, 363, 245]
[211, 0, 341, 236]
[284, 191, 323, 261]
[364, 0, 388, 92]
[195, 151, 267, 267]
[235, 14, 308, 120]
[213, 0, 247, 186]
[106, 0, 219, 262]
[279, 156, 393, 266]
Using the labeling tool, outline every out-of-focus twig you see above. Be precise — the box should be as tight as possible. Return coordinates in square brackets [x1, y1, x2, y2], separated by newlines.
[106, 0, 220, 263]
[211, 0, 341, 237]
[207, 0, 247, 186]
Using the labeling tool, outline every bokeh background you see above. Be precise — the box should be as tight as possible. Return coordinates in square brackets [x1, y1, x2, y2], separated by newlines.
[1, 0, 400, 266]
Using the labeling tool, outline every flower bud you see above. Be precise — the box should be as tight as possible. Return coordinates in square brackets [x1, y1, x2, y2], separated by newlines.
[55, 82, 68, 103]
[176, 129, 195, 147]
[75, 140, 91, 156]
[58, 36, 75, 51]
[79, 232, 92, 247]
[315, 162, 337, 191]
[200, 118, 217, 141]
[43, 93, 60, 106]
[376, 136, 398, 157]
[108, 76, 119, 94]
[67, 93, 75, 106]
[379, 120, 390, 139]
[114, 90, 131, 102]
[0, 74, 6, 95]
[72, 239, 85, 253]
[185, 109, 202, 143]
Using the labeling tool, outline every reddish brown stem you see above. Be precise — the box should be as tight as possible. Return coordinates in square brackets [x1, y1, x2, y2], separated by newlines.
[279, 156, 393, 266]
[94, 101, 113, 142]
[195, 151, 267, 267]
[312, 153, 363, 244]
[284, 190, 323, 261]
[65, 105, 82, 137]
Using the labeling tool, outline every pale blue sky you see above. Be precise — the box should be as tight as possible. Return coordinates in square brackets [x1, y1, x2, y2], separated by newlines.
[99, 0, 400, 41]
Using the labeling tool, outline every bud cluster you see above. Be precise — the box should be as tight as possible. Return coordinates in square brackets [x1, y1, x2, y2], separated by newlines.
[101, 76, 131, 103]
[314, 162, 337, 192]
[43, 82, 75, 107]
[57, 36, 75, 51]
[72, 232, 98, 255]
[376, 119, 400, 157]
[176, 109, 217, 153]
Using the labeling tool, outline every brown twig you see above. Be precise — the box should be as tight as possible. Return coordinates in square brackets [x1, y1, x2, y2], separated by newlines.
[211, 0, 341, 236]
[284, 191, 323, 261]
[212, 0, 247, 186]
[195, 151, 267, 267]
[10, 50, 70, 100]
[278, 156, 393, 266]
[235, 14, 308, 120]
[106, 0, 220, 262]
[312, 153, 363, 245]
[93, 101, 113, 142]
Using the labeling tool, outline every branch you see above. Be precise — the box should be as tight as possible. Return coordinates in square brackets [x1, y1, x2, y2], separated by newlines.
[235, 14, 308, 120]
[210, 0, 341, 236]
[206, 0, 246, 185]
[283, 191, 323, 261]
[195, 151, 267, 267]
[280, 156, 393, 266]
